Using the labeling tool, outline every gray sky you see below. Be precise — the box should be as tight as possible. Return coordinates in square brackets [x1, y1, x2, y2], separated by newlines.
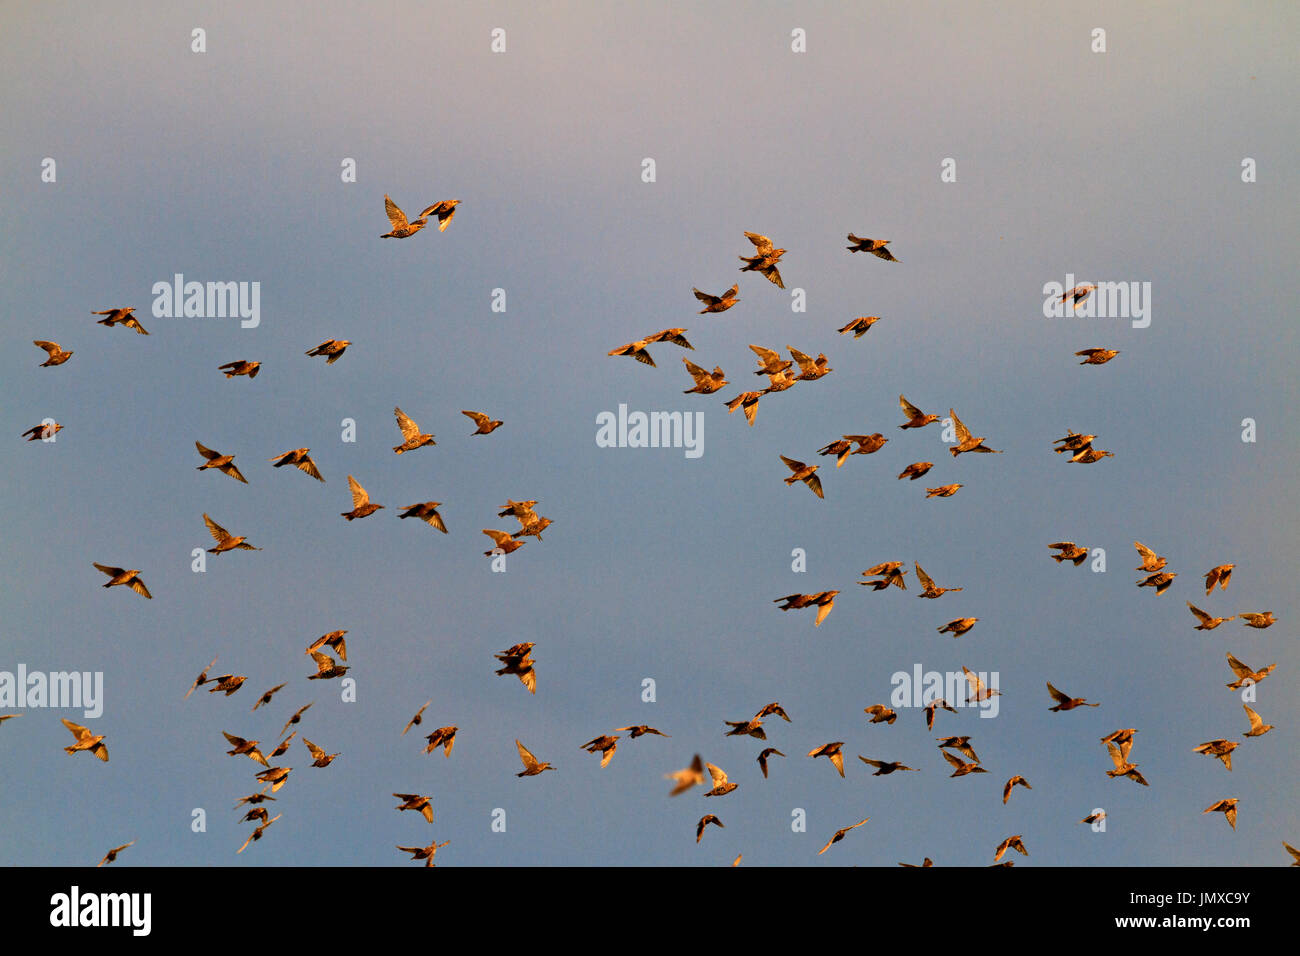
[1, 0, 1296, 866]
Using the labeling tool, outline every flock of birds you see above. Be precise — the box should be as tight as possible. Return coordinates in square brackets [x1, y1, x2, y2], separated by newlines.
[12, 199, 1293, 868]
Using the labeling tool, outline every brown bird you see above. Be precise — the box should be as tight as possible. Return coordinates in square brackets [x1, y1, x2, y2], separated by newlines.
[217, 360, 260, 379]
[846, 235, 897, 261]
[1203, 564, 1235, 594]
[462, 410, 503, 435]
[749, 344, 792, 377]
[93, 563, 152, 599]
[392, 407, 435, 454]
[844, 433, 889, 457]
[398, 502, 447, 532]
[305, 630, 348, 662]
[280, 703, 312, 737]
[808, 742, 846, 777]
[195, 441, 248, 483]
[207, 674, 247, 696]
[380, 195, 444, 238]
[1239, 611, 1276, 629]
[704, 762, 738, 796]
[251, 684, 286, 712]
[1284, 842, 1300, 866]
[755, 702, 791, 722]
[915, 563, 962, 599]
[757, 747, 785, 779]
[33, 340, 74, 366]
[1106, 741, 1149, 786]
[402, 701, 430, 736]
[237, 814, 282, 854]
[963, 667, 1002, 704]
[681, 359, 729, 394]
[615, 725, 669, 739]
[1193, 739, 1238, 771]
[773, 590, 839, 627]
[393, 793, 435, 823]
[789, 346, 832, 381]
[424, 726, 458, 757]
[1075, 348, 1120, 365]
[858, 757, 919, 776]
[1059, 284, 1097, 308]
[203, 514, 260, 554]
[494, 643, 537, 693]
[1203, 798, 1238, 832]
[515, 739, 556, 776]
[1081, 811, 1107, 826]
[482, 529, 525, 556]
[307, 651, 349, 681]
[863, 704, 898, 725]
[693, 284, 739, 313]
[1136, 572, 1177, 595]
[722, 389, 763, 426]
[819, 818, 870, 855]
[837, 315, 881, 338]
[608, 336, 657, 367]
[395, 839, 451, 867]
[937, 617, 978, 637]
[1047, 682, 1098, 711]
[1133, 541, 1168, 572]
[498, 499, 539, 519]
[645, 327, 693, 350]
[897, 461, 935, 481]
[779, 455, 823, 498]
[898, 858, 935, 868]
[21, 422, 63, 441]
[696, 814, 724, 843]
[61, 719, 108, 761]
[97, 841, 135, 867]
[513, 514, 553, 541]
[269, 734, 295, 759]
[303, 737, 340, 767]
[269, 447, 324, 482]
[738, 232, 786, 288]
[665, 755, 706, 796]
[1188, 602, 1234, 630]
[0, 714, 23, 726]
[723, 717, 766, 740]
[1053, 430, 1097, 455]
[861, 561, 907, 591]
[941, 750, 987, 778]
[925, 484, 962, 498]
[948, 408, 1000, 456]
[993, 835, 1028, 863]
[92, 307, 148, 334]
[342, 475, 385, 520]
[1242, 704, 1273, 739]
[899, 395, 939, 429]
[1069, 447, 1114, 463]
[1003, 776, 1032, 804]
[1049, 541, 1089, 566]
[581, 735, 620, 768]
[305, 339, 350, 364]
[424, 199, 460, 231]
[222, 731, 269, 767]
[937, 736, 981, 763]
[923, 699, 958, 731]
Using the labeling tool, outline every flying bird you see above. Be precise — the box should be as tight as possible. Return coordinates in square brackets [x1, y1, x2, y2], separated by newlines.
[1059, 284, 1097, 308]
[773, 590, 839, 627]
[399, 502, 447, 532]
[693, 285, 739, 313]
[482, 529, 525, 556]
[515, 739, 556, 776]
[1075, 348, 1120, 365]
[899, 395, 939, 429]
[21, 422, 62, 441]
[681, 359, 728, 394]
[898, 461, 934, 481]
[948, 408, 1000, 457]
[846, 235, 898, 261]
[858, 757, 919, 776]
[92, 307, 147, 334]
[665, 755, 706, 796]
[581, 735, 620, 768]
[1136, 572, 1177, 595]
[837, 316, 881, 337]
[1049, 541, 1089, 566]
[222, 732, 269, 767]
[819, 818, 870, 855]
[738, 232, 786, 288]
[280, 703, 312, 737]
[1133, 541, 1167, 572]
[915, 563, 962, 598]
[207, 674, 247, 696]
[1203, 564, 1234, 594]
[925, 484, 963, 498]
[252, 683, 287, 711]
[395, 840, 451, 867]
[757, 748, 785, 779]
[704, 762, 738, 797]
[494, 643, 537, 693]
[392, 407, 435, 454]
[237, 814, 282, 853]
[696, 815, 724, 843]
[1241, 704, 1273, 739]
[203, 514, 261, 553]
[461, 410, 503, 435]
[1003, 776, 1032, 804]
[779, 455, 823, 498]
[1239, 611, 1276, 629]
[1203, 798, 1238, 831]
[615, 725, 669, 739]
[1047, 682, 1098, 711]
[1187, 603, 1234, 630]
[305, 339, 350, 364]
[97, 841, 135, 867]
[393, 793, 435, 823]
[722, 389, 763, 426]
[402, 701, 430, 736]
[62, 719, 108, 761]
[424, 726, 458, 757]
[33, 340, 73, 366]
[863, 705, 898, 725]
[303, 737, 340, 768]
[1192, 739, 1238, 771]
[217, 360, 260, 379]
[380, 195, 446, 238]
[342, 475, 385, 520]
[307, 651, 349, 680]
[808, 742, 846, 777]
[195, 441, 248, 483]
[93, 563, 152, 599]
[937, 617, 978, 637]
[993, 835, 1028, 863]
[269, 448, 324, 482]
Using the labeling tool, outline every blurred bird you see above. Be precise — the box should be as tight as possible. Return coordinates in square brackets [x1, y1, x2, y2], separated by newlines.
[615, 725, 669, 739]
[846, 235, 898, 261]
[665, 754, 706, 796]
[1059, 284, 1096, 308]
[269, 447, 324, 482]
[808, 742, 846, 777]
[218, 360, 260, 379]
[757, 747, 785, 778]
[236, 814, 282, 854]
[97, 841, 135, 867]
[21, 422, 62, 441]
[280, 703, 312, 737]
[693, 285, 739, 313]
[697, 815, 724, 843]
[252, 683, 286, 712]
[819, 818, 869, 855]
[923, 699, 958, 731]
[402, 701, 430, 736]
[462, 410, 503, 435]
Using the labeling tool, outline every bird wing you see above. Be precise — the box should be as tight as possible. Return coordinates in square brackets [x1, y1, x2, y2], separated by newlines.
[744, 232, 773, 254]
[1134, 541, 1158, 562]
[394, 407, 421, 440]
[202, 514, 231, 543]
[1046, 682, 1071, 704]
[384, 195, 409, 230]
[899, 394, 924, 419]
[94, 563, 125, 578]
[347, 475, 369, 507]
[1244, 704, 1264, 732]
[806, 473, 824, 498]
[706, 763, 729, 787]
[195, 441, 220, 460]
[1225, 653, 1252, 678]
[692, 288, 718, 305]
[949, 409, 972, 444]
[462, 410, 490, 427]
[941, 749, 965, 771]
[915, 563, 935, 590]
[297, 455, 324, 481]
[62, 718, 91, 740]
[303, 738, 325, 759]
[516, 739, 539, 770]
[1187, 602, 1212, 625]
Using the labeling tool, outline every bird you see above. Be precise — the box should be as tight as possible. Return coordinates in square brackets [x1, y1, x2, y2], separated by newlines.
[269, 734, 295, 759]
[497, 499, 539, 519]
[861, 561, 907, 591]
[305, 339, 350, 364]
[773, 591, 839, 627]
[306, 632, 352, 671]
[1059, 284, 1097, 308]
[941, 750, 986, 778]
[217, 360, 260, 379]
[203, 514, 260, 553]
[1203, 798, 1238, 831]
[92, 563, 152, 599]
[819, 818, 870, 855]
[962, 667, 1002, 704]
[937, 617, 978, 637]
[789, 347, 832, 381]
[399, 502, 447, 532]
[615, 725, 669, 739]
[681, 359, 728, 394]
[948, 408, 1000, 456]
[899, 858, 935, 868]
[1193, 739, 1238, 771]
[392, 407, 435, 454]
[1003, 776, 1032, 804]
[937, 736, 981, 763]
[1106, 741, 1149, 786]
[379, 195, 446, 238]
[1053, 430, 1098, 455]
[1075, 348, 1120, 365]
[925, 484, 963, 498]
[342, 475, 385, 520]
[757, 748, 785, 779]
[207, 674, 247, 696]
[749, 344, 793, 377]
[61, 719, 108, 761]
[693, 285, 739, 313]
[645, 328, 693, 349]
[1069, 447, 1115, 464]
[754, 702, 792, 722]
[1133, 541, 1168, 572]
[393, 793, 435, 823]
[424, 726, 458, 757]
[482, 529, 525, 556]
[696, 815, 724, 843]
[608, 336, 657, 367]
[21, 422, 63, 441]
[92, 307, 148, 334]
[395, 840, 451, 867]
[858, 757, 919, 776]
[237, 814, 282, 854]
[1188, 602, 1235, 630]
[0, 714, 22, 726]
[461, 410, 503, 435]
[993, 835, 1028, 863]
[863, 705, 898, 725]
[704, 762, 738, 796]
[222, 732, 269, 767]
[846, 235, 898, 261]
[513, 513, 553, 541]
[1081, 812, 1107, 826]
[1047, 682, 1098, 711]
[269, 448, 324, 482]
[402, 701, 430, 736]
[1136, 572, 1177, 595]
[33, 340, 73, 366]
[1242, 704, 1273, 738]
[307, 650, 349, 681]
[816, 439, 857, 468]
[738, 232, 786, 288]
[1284, 842, 1300, 866]
[1201, 564, 1234, 594]
[1239, 611, 1276, 629]
[923, 699, 958, 731]
[515, 740, 556, 776]
[494, 643, 537, 693]
[425, 198, 461, 231]
[779, 455, 823, 498]
[303, 737, 340, 768]
[581, 735, 620, 768]
[665, 755, 707, 796]
[898, 461, 935, 481]
[723, 717, 766, 740]
[808, 742, 846, 777]
[254, 766, 293, 793]
[722, 389, 763, 426]
[838, 316, 881, 337]
[1049, 542, 1089, 566]
[195, 441, 248, 483]
[899, 395, 939, 429]
[97, 841, 135, 867]
[280, 703, 312, 737]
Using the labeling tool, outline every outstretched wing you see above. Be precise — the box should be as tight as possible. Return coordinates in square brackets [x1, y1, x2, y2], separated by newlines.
[195, 441, 221, 460]
[462, 410, 490, 428]
[1046, 682, 1071, 705]
[915, 563, 935, 590]
[899, 394, 924, 419]
[384, 195, 409, 230]
[203, 513, 231, 544]
[516, 739, 539, 770]
[744, 231, 773, 254]
[394, 407, 421, 441]
[347, 475, 369, 508]
[949, 409, 972, 444]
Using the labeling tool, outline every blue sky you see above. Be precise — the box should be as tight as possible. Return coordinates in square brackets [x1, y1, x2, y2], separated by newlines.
[1, 1, 1296, 866]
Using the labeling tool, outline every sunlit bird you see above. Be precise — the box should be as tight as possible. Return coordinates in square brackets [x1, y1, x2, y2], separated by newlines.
[93, 563, 152, 599]
[269, 447, 325, 482]
[819, 818, 870, 855]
